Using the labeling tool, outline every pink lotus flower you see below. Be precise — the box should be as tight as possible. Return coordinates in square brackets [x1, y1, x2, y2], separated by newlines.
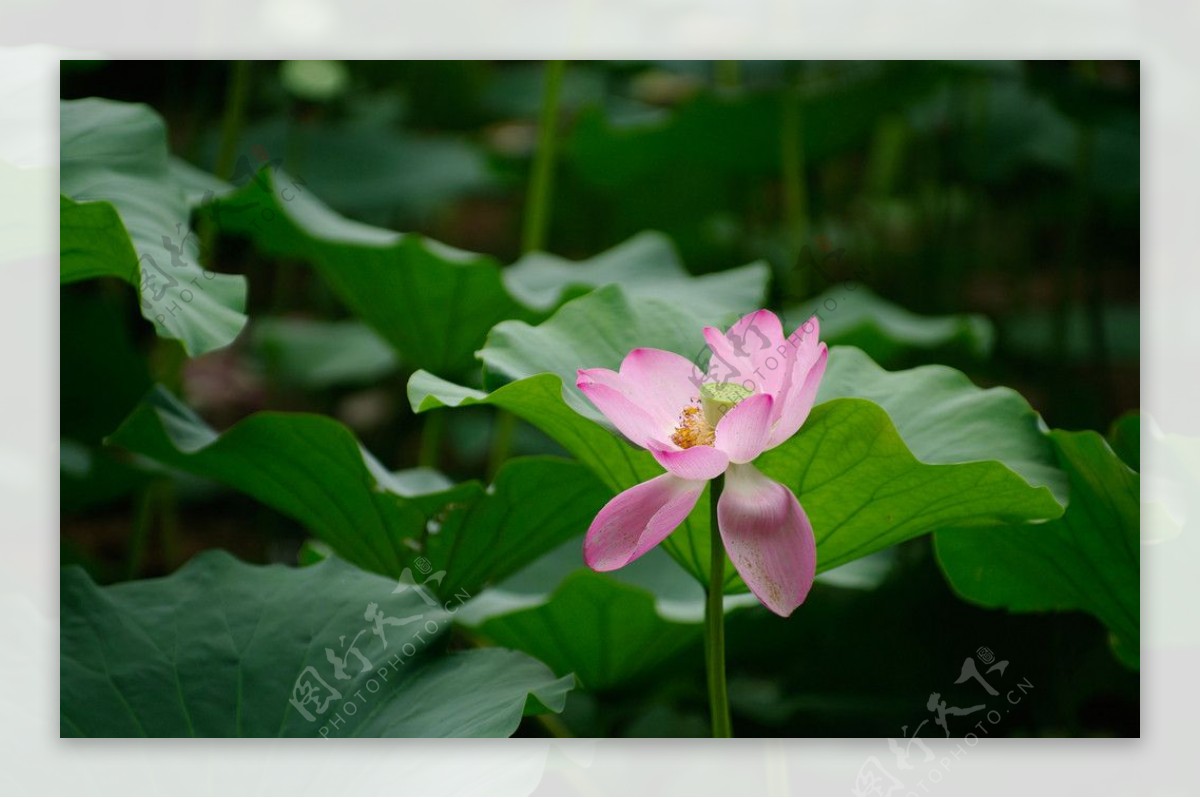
[576, 310, 828, 617]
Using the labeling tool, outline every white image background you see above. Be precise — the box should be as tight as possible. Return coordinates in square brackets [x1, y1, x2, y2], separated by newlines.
[0, 2, 1194, 794]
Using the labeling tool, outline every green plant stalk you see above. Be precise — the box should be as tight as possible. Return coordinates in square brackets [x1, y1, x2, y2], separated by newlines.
[781, 85, 809, 300]
[716, 60, 740, 90]
[520, 59, 566, 254]
[536, 712, 574, 738]
[214, 60, 252, 181]
[149, 337, 186, 393]
[158, 479, 183, 571]
[489, 60, 567, 477]
[705, 474, 733, 737]
[126, 481, 157, 580]
[202, 60, 253, 288]
[418, 410, 445, 469]
[486, 410, 516, 482]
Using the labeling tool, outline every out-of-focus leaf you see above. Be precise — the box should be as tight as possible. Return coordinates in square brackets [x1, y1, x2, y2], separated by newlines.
[410, 285, 1066, 586]
[60, 99, 247, 355]
[60, 290, 151, 444]
[203, 171, 768, 375]
[209, 118, 493, 220]
[1109, 412, 1139, 472]
[912, 70, 1138, 209]
[482, 63, 606, 118]
[168, 155, 232, 206]
[1003, 304, 1140, 363]
[59, 289, 155, 513]
[250, 317, 398, 389]
[785, 283, 995, 365]
[280, 60, 350, 103]
[505, 231, 769, 319]
[935, 430, 1139, 668]
[106, 387, 607, 597]
[60, 439, 149, 515]
[61, 551, 572, 737]
[568, 63, 946, 188]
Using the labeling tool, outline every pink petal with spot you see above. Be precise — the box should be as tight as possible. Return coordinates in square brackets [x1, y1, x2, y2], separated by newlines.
[717, 462, 816, 617]
[584, 473, 706, 571]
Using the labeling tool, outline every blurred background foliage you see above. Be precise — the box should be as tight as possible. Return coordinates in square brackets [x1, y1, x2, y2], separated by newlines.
[60, 60, 1139, 737]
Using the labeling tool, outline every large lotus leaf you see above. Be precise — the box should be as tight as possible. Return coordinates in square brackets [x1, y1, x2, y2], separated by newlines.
[61, 550, 572, 737]
[106, 386, 609, 597]
[409, 286, 1065, 586]
[935, 430, 1139, 668]
[60, 99, 247, 355]
[200, 170, 767, 375]
[815, 347, 1068, 506]
[783, 283, 995, 365]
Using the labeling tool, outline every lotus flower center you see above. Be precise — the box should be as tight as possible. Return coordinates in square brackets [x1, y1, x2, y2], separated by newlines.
[670, 382, 753, 449]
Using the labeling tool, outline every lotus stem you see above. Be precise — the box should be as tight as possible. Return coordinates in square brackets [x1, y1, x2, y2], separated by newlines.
[705, 473, 733, 737]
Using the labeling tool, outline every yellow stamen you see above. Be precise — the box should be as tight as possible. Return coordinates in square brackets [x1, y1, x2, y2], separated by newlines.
[670, 383, 753, 449]
[670, 405, 715, 449]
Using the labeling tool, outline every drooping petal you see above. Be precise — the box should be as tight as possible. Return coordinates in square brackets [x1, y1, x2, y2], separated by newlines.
[702, 309, 787, 394]
[766, 342, 828, 450]
[713, 392, 775, 464]
[577, 369, 665, 449]
[650, 441, 729, 480]
[584, 473, 705, 572]
[717, 462, 816, 617]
